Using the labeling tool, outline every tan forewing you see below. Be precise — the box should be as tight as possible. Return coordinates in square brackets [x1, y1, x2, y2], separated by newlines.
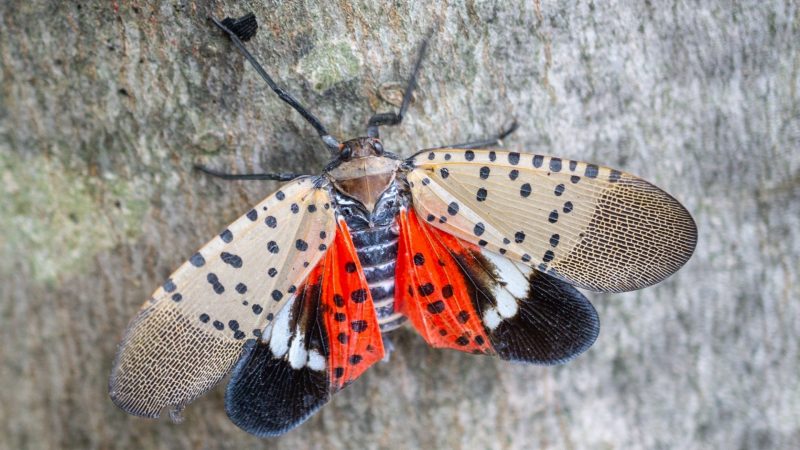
[407, 149, 696, 292]
[109, 176, 336, 418]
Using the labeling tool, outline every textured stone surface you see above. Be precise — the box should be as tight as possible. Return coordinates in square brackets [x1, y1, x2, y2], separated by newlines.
[1, 1, 799, 448]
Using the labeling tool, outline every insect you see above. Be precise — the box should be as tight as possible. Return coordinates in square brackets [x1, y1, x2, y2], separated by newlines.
[109, 13, 697, 437]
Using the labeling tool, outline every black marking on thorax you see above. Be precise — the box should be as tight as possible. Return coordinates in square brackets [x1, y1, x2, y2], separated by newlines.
[334, 182, 406, 332]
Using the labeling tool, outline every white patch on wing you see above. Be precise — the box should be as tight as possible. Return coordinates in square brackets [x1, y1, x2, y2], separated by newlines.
[495, 289, 519, 319]
[307, 349, 326, 371]
[483, 250, 530, 299]
[269, 296, 295, 358]
[483, 308, 502, 330]
[288, 329, 308, 369]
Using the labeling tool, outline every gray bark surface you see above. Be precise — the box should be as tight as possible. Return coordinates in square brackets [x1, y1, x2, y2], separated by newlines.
[1, 1, 798, 449]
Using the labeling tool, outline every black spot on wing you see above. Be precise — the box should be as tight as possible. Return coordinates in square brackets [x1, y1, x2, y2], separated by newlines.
[225, 340, 330, 437]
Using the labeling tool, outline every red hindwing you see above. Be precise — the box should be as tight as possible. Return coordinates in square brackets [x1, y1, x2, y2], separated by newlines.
[321, 219, 385, 389]
[395, 207, 493, 354]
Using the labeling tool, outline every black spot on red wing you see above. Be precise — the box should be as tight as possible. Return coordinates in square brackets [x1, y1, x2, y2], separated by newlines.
[190, 253, 205, 267]
[349, 354, 363, 365]
[265, 216, 277, 228]
[508, 152, 520, 165]
[533, 155, 544, 168]
[351, 320, 368, 332]
[474, 222, 485, 236]
[295, 239, 308, 251]
[221, 252, 243, 268]
[427, 300, 446, 314]
[442, 285, 454, 298]
[345, 261, 357, 273]
[337, 332, 348, 343]
[520, 183, 532, 197]
[447, 202, 459, 215]
[413, 253, 425, 266]
[465, 150, 475, 161]
[457, 310, 470, 323]
[199, 313, 210, 323]
[334, 367, 345, 378]
[220, 229, 233, 243]
[334, 312, 346, 322]
[333, 294, 345, 307]
[479, 166, 490, 179]
[439, 329, 448, 336]
[418, 283, 435, 296]
[585, 164, 599, 178]
[474, 335, 485, 345]
[455, 336, 469, 346]
[246, 209, 258, 221]
[350, 289, 367, 303]
[550, 158, 562, 172]
[252, 304, 263, 314]
[476, 188, 487, 201]
[267, 241, 280, 254]
[549, 210, 559, 223]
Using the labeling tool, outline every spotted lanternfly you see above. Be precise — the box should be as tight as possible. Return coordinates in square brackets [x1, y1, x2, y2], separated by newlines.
[109, 12, 697, 437]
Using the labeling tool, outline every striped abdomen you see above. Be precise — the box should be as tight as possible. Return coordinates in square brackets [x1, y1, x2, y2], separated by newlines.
[349, 222, 406, 332]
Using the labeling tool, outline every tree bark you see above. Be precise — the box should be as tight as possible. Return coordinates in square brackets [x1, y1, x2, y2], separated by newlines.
[1, 1, 798, 448]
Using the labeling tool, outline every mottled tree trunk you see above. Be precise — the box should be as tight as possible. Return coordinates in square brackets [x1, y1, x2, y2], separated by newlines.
[1, 1, 798, 449]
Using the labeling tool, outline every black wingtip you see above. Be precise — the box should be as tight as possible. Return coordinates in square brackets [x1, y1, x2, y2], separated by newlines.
[220, 12, 258, 42]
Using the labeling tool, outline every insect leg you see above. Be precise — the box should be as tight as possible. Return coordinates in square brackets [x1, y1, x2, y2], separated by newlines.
[195, 164, 303, 182]
[366, 30, 433, 138]
[210, 14, 340, 154]
[426, 120, 519, 150]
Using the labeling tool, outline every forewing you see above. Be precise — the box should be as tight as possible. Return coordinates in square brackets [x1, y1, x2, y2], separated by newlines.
[407, 149, 697, 292]
[225, 218, 384, 436]
[109, 176, 337, 418]
[396, 208, 599, 364]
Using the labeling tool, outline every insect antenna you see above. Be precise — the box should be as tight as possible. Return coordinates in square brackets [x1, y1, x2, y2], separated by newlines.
[210, 14, 341, 154]
[366, 29, 433, 138]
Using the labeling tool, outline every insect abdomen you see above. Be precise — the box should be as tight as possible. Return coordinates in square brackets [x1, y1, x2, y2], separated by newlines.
[349, 222, 406, 332]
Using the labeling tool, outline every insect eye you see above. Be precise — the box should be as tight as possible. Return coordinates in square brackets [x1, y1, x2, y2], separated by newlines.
[340, 146, 352, 160]
[373, 142, 384, 155]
